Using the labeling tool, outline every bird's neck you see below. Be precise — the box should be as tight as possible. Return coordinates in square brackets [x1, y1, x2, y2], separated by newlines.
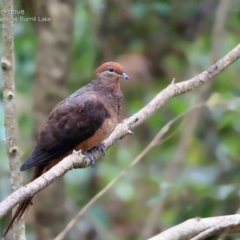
[92, 78, 123, 112]
[93, 78, 122, 95]
[106, 78, 121, 92]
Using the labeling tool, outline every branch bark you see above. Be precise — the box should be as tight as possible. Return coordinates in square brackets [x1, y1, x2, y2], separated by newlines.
[148, 215, 240, 240]
[0, 44, 240, 228]
[1, 0, 25, 239]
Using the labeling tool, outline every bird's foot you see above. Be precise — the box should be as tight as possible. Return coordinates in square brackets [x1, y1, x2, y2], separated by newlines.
[82, 144, 105, 167]
[95, 143, 106, 155]
[82, 152, 96, 167]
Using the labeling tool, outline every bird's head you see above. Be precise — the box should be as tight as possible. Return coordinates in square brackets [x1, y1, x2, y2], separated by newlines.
[95, 62, 129, 81]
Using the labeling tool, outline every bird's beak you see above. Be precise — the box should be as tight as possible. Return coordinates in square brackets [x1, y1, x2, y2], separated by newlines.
[120, 72, 129, 80]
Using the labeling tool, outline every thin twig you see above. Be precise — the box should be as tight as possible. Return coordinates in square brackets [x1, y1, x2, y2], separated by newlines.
[139, 106, 203, 239]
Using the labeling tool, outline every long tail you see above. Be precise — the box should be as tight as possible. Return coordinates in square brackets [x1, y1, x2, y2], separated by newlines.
[3, 197, 33, 238]
[3, 165, 45, 239]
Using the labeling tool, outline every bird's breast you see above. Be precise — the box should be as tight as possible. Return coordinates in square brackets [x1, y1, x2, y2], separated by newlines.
[76, 114, 118, 151]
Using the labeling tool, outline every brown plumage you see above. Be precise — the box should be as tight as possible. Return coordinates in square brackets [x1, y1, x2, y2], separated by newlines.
[3, 62, 129, 238]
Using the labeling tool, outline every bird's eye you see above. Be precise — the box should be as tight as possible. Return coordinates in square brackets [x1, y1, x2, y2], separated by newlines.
[108, 67, 114, 72]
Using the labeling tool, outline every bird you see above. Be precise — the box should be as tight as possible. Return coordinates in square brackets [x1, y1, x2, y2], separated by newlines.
[3, 61, 129, 238]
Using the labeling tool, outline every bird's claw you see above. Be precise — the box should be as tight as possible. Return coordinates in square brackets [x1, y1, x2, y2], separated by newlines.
[82, 144, 105, 167]
[95, 143, 106, 155]
[82, 152, 96, 167]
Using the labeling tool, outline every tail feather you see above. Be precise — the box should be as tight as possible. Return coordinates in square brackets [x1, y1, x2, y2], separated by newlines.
[3, 165, 46, 239]
[3, 197, 33, 238]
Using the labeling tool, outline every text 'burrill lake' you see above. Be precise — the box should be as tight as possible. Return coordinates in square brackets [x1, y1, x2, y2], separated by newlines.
[0, 17, 51, 22]
[0, 9, 51, 22]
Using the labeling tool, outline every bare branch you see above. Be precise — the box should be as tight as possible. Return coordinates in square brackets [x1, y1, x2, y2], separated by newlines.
[1, 0, 25, 239]
[148, 215, 240, 240]
[0, 44, 240, 222]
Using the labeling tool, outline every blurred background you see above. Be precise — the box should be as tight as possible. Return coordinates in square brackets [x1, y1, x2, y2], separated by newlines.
[0, 0, 240, 239]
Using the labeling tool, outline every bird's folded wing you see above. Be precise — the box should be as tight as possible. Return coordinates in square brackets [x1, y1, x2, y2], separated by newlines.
[21, 93, 109, 170]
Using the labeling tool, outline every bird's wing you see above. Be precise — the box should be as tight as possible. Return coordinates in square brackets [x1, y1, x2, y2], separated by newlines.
[21, 92, 109, 170]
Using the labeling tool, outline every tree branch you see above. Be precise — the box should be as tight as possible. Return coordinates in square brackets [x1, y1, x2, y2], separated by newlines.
[0, 43, 240, 221]
[148, 215, 240, 240]
[1, 0, 25, 239]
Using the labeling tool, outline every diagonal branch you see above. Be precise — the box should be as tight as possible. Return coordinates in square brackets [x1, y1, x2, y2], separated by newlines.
[0, 43, 240, 220]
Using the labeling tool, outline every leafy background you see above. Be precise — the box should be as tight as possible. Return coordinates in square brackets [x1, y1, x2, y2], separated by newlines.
[0, 0, 240, 239]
